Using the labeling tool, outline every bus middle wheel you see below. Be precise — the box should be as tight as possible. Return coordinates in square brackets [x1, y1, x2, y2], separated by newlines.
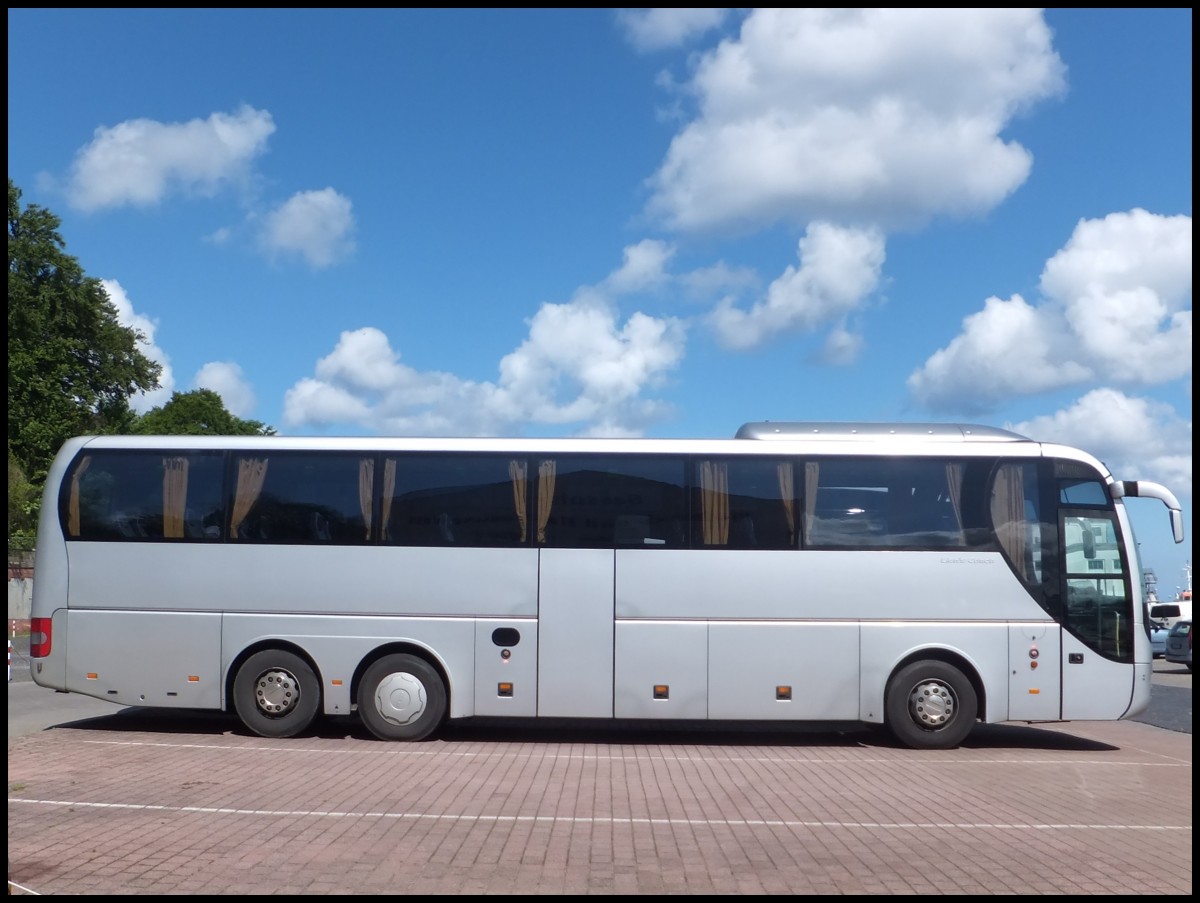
[358, 653, 447, 741]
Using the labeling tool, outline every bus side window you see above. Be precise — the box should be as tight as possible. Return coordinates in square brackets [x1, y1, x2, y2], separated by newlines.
[693, 459, 796, 550]
[541, 456, 686, 549]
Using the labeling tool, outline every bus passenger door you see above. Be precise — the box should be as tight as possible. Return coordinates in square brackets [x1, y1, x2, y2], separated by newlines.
[1059, 512, 1142, 719]
[536, 549, 615, 717]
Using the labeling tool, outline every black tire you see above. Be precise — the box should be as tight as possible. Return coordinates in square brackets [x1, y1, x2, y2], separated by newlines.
[233, 649, 321, 739]
[885, 660, 978, 750]
[358, 653, 447, 741]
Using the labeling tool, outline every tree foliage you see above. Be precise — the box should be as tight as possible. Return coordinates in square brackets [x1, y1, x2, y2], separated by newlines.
[8, 445, 39, 547]
[8, 179, 161, 481]
[132, 389, 274, 436]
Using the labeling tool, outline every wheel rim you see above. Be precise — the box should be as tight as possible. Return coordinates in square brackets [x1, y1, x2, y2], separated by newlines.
[907, 679, 956, 730]
[253, 668, 300, 717]
[372, 671, 428, 727]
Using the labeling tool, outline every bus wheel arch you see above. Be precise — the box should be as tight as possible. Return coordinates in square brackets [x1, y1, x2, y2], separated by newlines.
[354, 646, 448, 742]
[884, 653, 982, 750]
[230, 645, 322, 739]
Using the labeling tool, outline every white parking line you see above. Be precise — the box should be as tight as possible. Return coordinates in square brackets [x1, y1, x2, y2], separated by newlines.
[8, 797, 1192, 832]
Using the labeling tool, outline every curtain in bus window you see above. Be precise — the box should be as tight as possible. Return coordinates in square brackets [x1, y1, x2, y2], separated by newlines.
[537, 460, 556, 543]
[230, 457, 269, 539]
[68, 456, 92, 537]
[945, 463, 964, 534]
[778, 462, 795, 546]
[358, 458, 374, 540]
[162, 457, 188, 539]
[699, 461, 730, 545]
[380, 459, 397, 540]
[803, 462, 819, 544]
[991, 463, 1032, 582]
[509, 459, 528, 543]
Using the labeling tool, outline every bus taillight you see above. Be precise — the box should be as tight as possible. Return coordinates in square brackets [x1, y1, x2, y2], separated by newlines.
[30, 618, 51, 658]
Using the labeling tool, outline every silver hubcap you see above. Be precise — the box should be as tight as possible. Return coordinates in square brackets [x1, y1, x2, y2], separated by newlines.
[373, 672, 428, 727]
[254, 668, 299, 717]
[908, 679, 955, 729]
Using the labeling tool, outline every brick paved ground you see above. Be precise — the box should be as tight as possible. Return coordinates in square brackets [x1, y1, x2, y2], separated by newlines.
[7, 713, 1192, 895]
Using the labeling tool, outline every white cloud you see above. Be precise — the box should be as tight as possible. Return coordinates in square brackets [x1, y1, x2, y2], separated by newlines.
[283, 244, 686, 436]
[101, 279, 175, 413]
[66, 106, 275, 211]
[1011, 389, 1192, 496]
[259, 188, 356, 268]
[617, 8, 731, 52]
[679, 260, 759, 300]
[819, 326, 864, 366]
[709, 222, 884, 349]
[193, 362, 256, 418]
[603, 239, 675, 294]
[284, 377, 374, 426]
[646, 8, 1064, 232]
[1040, 209, 1192, 383]
[909, 210, 1192, 413]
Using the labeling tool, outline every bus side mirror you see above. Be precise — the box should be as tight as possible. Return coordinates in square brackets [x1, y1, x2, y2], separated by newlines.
[1082, 529, 1096, 560]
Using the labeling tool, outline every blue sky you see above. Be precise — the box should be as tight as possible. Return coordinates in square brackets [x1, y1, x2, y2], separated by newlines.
[7, 9, 1192, 592]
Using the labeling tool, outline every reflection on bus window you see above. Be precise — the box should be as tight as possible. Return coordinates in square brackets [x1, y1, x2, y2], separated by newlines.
[383, 454, 528, 547]
[65, 451, 225, 541]
[537, 456, 687, 549]
[693, 459, 796, 549]
[805, 458, 985, 549]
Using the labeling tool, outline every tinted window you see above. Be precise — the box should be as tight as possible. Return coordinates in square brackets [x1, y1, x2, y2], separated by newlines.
[693, 458, 796, 549]
[990, 461, 1044, 587]
[1059, 478, 1109, 506]
[384, 454, 528, 547]
[804, 458, 979, 549]
[64, 451, 226, 541]
[538, 456, 686, 548]
[231, 453, 371, 544]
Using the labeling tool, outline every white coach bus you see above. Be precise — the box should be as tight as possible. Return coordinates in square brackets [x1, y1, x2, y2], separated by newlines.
[29, 422, 1185, 749]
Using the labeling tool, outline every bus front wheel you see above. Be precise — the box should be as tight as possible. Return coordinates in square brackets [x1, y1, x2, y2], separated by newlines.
[885, 660, 978, 750]
[358, 653, 447, 741]
[233, 650, 321, 739]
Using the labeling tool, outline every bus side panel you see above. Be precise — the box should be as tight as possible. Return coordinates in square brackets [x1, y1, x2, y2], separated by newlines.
[221, 615, 476, 718]
[474, 619, 538, 717]
[537, 549, 614, 718]
[64, 610, 222, 708]
[708, 622, 859, 720]
[64, 545, 539, 618]
[614, 621, 707, 718]
[1060, 630, 1144, 720]
[616, 550, 1044, 621]
[859, 624, 1010, 725]
[1007, 623, 1062, 721]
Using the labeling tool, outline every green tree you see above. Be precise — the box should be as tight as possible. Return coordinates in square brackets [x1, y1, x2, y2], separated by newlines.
[7, 444, 39, 549]
[8, 179, 161, 482]
[132, 389, 275, 436]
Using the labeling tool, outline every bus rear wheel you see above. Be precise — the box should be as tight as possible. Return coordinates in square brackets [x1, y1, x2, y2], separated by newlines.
[885, 660, 977, 750]
[358, 653, 447, 741]
[233, 650, 321, 739]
